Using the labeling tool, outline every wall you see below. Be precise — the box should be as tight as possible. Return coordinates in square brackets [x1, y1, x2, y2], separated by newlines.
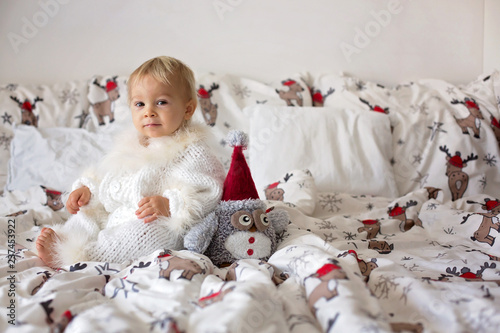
[484, 0, 500, 75]
[0, 0, 496, 86]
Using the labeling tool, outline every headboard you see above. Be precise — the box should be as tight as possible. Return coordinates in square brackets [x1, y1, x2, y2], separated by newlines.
[0, 0, 498, 85]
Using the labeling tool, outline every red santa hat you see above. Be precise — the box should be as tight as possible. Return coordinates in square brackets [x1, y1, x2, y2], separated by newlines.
[373, 105, 386, 113]
[389, 206, 404, 217]
[21, 101, 33, 112]
[449, 154, 464, 168]
[491, 116, 500, 129]
[465, 99, 479, 109]
[348, 249, 363, 262]
[282, 79, 297, 86]
[106, 80, 118, 92]
[222, 131, 259, 201]
[197, 87, 210, 99]
[312, 92, 323, 104]
[316, 262, 342, 277]
[485, 199, 500, 211]
[266, 182, 280, 190]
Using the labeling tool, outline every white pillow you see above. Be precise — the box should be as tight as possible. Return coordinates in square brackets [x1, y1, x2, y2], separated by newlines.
[7, 125, 114, 192]
[192, 72, 313, 171]
[245, 106, 398, 198]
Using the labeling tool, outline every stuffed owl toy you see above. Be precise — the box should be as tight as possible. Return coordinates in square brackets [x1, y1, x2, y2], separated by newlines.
[184, 131, 289, 267]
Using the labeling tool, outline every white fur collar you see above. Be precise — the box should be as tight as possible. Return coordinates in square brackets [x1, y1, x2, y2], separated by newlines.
[100, 122, 209, 174]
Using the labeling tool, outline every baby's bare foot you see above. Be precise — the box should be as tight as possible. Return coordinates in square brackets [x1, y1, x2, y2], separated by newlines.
[36, 228, 59, 269]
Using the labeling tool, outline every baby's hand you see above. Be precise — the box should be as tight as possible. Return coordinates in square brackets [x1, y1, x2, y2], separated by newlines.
[136, 196, 170, 223]
[66, 186, 91, 214]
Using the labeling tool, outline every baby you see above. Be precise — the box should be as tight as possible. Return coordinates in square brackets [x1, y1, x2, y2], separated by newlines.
[36, 56, 225, 268]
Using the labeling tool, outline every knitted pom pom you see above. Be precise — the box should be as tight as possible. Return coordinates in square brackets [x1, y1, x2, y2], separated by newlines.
[226, 130, 248, 148]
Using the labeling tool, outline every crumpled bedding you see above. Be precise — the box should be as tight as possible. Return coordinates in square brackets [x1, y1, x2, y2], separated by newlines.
[1, 186, 500, 333]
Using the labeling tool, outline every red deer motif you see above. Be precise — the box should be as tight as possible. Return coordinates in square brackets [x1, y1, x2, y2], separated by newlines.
[450, 97, 484, 138]
[339, 250, 378, 282]
[264, 182, 285, 201]
[390, 322, 424, 333]
[439, 145, 478, 201]
[357, 219, 381, 239]
[490, 116, 500, 147]
[388, 200, 422, 232]
[156, 250, 205, 280]
[368, 240, 394, 254]
[312, 87, 335, 107]
[10, 96, 43, 127]
[466, 249, 500, 261]
[305, 260, 347, 313]
[462, 199, 500, 246]
[51, 310, 73, 333]
[225, 261, 288, 285]
[198, 284, 236, 308]
[425, 187, 442, 200]
[197, 83, 220, 126]
[41, 186, 64, 211]
[276, 79, 304, 106]
[91, 76, 120, 125]
[445, 262, 498, 284]
[6, 210, 27, 217]
[359, 97, 389, 114]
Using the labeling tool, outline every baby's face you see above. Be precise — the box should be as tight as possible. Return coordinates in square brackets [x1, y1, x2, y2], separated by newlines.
[130, 75, 194, 139]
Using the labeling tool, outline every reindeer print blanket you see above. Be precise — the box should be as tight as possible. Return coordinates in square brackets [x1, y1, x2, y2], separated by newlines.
[2, 71, 500, 332]
[1, 185, 499, 332]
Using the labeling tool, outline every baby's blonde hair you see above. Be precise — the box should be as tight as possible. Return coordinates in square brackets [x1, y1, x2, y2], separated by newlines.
[127, 56, 197, 109]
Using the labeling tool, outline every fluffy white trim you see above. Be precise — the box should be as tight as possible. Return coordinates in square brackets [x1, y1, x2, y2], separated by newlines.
[99, 122, 210, 174]
[45, 223, 92, 268]
[163, 184, 206, 234]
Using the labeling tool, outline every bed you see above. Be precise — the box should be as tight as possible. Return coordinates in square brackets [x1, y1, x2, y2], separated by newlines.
[1, 69, 500, 333]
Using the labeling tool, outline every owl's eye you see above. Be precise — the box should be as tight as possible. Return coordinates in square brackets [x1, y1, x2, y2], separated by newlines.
[260, 214, 269, 226]
[239, 214, 252, 226]
[230, 210, 254, 230]
[252, 209, 270, 232]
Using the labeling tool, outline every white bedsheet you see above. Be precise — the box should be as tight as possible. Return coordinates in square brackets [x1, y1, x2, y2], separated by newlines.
[1, 186, 499, 332]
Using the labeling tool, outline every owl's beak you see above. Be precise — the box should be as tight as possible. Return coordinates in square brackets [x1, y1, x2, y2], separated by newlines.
[249, 225, 257, 232]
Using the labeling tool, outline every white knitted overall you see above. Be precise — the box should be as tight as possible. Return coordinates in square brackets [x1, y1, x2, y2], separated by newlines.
[48, 123, 225, 267]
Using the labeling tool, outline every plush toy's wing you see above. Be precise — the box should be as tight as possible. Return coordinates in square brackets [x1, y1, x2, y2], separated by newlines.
[184, 211, 218, 254]
[268, 208, 289, 234]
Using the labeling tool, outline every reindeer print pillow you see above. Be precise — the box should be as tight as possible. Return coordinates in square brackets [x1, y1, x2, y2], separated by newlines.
[0, 80, 89, 189]
[312, 70, 500, 202]
[86, 75, 131, 131]
[245, 105, 398, 198]
[192, 72, 312, 171]
[388, 74, 500, 202]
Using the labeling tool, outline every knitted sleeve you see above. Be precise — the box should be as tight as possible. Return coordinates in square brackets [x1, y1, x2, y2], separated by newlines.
[163, 142, 225, 235]
[70, 165, 104, 212]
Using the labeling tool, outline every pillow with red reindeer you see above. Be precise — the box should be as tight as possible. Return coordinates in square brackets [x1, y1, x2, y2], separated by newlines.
[192, 72, 313, 171]
[388, 73, 500, 202]
[311, 70, 500, 202]
[86, 75, 131, 131]
[0, 79, 90, 189]
[245, 105, 399, 198]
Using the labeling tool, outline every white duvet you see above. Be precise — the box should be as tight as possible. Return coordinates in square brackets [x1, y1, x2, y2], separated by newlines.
[1, 186, 500, 333]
